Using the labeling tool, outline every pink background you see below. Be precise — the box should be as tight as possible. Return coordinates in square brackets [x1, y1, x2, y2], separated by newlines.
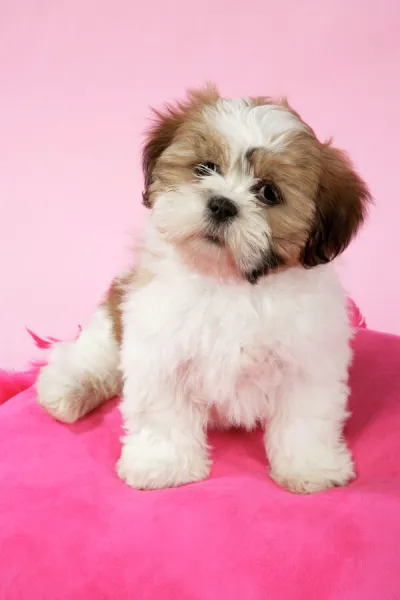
[1, 0, 399, 368]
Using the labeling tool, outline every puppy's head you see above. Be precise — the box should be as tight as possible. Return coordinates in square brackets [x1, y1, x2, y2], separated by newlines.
[142, 85, 370, 283]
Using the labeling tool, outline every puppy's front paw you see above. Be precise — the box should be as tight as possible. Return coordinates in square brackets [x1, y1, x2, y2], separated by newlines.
[117, 440, 210, 490]
[270, 445, 355, 494]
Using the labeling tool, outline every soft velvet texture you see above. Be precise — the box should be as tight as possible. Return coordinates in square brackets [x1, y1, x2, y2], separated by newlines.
[1, 328, 399, 599]
[0, 366, 39, 406]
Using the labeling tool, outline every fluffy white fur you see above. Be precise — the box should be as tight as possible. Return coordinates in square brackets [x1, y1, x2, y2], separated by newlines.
[37, 233, 354, 493]
[205, 99, 307, 151]
[118, 229, 354, 493]
[37, 94, 359, 494]
[37, 307, 121, 423]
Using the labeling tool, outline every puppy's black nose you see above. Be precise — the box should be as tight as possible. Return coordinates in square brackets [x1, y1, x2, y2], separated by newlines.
[208, 196, 238, 222]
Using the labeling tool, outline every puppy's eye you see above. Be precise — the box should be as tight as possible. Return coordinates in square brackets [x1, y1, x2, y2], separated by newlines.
[258, 184, 280, 206]
[195, 162, 219, 176]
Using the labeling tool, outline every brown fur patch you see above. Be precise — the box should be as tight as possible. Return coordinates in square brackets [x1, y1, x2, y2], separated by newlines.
[247, 123, 370, 266]
[250, 95, 288, 109]
[248, 131, 321, 264]
[150, 119, 230, 200]
[248, 96, 369, 264]
[142, 84, 220, 207]
[106, 269, 154, 344]
[302, 142, 371, 266]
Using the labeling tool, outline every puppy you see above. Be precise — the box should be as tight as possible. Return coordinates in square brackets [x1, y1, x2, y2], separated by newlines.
[37, 85, 370, 493]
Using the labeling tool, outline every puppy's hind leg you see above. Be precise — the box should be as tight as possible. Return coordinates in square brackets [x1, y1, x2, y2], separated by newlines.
[37, 306, 121, 423]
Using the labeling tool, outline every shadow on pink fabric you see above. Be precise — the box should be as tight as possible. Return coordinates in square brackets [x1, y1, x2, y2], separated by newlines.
[0, 328, 399, 599]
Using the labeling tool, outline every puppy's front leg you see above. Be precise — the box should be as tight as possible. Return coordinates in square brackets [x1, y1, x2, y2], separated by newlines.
[117, 368, 210, 490]
[265, 375, 355, 494]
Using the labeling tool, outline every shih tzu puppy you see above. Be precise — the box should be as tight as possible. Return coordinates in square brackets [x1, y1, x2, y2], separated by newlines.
[37, 85, 370, 493]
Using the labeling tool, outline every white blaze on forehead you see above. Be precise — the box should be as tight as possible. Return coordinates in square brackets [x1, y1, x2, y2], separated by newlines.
[203, 98, 307, 154]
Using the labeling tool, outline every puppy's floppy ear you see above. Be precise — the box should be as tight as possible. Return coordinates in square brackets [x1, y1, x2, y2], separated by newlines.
[141, 107, 184, 208]
[141, 83, 220, 208]
[302, 142, 371, 267]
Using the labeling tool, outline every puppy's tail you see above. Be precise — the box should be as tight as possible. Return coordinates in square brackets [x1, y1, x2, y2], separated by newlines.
[37, 305, 121, 423]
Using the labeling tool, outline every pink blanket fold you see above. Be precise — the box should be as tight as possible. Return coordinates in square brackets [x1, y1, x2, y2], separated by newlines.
[0, 328, 399, 600]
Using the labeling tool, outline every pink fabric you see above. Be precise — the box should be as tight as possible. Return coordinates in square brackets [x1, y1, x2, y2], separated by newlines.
[0, 328, 399, 599]
[0, 366, 39, 406]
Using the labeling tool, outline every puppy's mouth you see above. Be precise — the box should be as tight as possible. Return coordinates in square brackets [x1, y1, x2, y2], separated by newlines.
[203, 231, 225, 247]
[201, 221, 284, 283]
[202, 217, 228, 248]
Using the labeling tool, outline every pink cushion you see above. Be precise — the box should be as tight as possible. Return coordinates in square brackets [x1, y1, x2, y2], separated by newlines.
[1, 328, 399, 599]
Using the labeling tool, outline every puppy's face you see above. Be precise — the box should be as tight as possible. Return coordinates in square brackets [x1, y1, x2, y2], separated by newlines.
[142, 86, 370, 283]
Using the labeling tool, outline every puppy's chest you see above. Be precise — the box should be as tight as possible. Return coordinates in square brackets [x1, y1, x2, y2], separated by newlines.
[194, 301, 267, 364]
[169, 285, 280, 388]
[130, 277, 291, 371]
